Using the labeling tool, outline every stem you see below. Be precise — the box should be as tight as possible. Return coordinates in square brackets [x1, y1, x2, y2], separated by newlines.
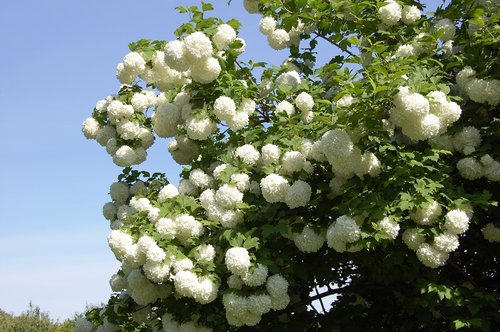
[313, 32, 356, 58]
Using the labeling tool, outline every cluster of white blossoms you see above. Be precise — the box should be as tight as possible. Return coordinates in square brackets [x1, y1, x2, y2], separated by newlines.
[292, 225, 326, 253]
[430, 126, 482, 155]
[82, 92, 157, 167]
[258, 16, 304, 50]
[378, 1, 421, 27]
[326, 215, 362, 253]
[404, 208, 470, 268]
[390, 86, 462, 141]
[456, 66, 500, 106]
[482, 223, 500, 243]
[222, 273, 290, 327]
[457, 154, 500, 181]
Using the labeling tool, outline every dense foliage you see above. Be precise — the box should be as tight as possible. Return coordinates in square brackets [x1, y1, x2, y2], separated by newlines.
[81, 0, 500, 331]
[0, 303, 77, 332]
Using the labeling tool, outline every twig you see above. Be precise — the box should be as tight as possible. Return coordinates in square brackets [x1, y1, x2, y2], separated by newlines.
[313, 32, 356, 58]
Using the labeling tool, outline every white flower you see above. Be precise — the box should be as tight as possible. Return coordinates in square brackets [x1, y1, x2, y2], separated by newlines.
[168, 136, 199, 165]
[186, 116, 217, 140]
[444, 209, 470, 235]
[116, 62, 135, 84]
[194, 244, 216, 262]
[155, 218, 176, 240]
[336, 94, 354, 108]
[82, 117, 100, 139]
[410, 200, 442, 225]
[183, 31, 213, 61]
[416, 243, 449, 268]
[174, 270, 198, 298]
[402, 228, 425, 251]
[457, 157, 483, 180]
[241, 263, 268, 287]
[234, 144, 260, 166]
[143, 262, 170, 283]
[164, 40, 189, 72]
[107, 100, 134, 124]
[378, 0, 402, 26]
[293, 226, 325, 253]
[213, 24, 237, 50]
[401, 5, 421, 24]
[193, 276, 219, 304]
[113, 145, 140, 167]
[396, 44, 416, 57]
[270, 294, 290, 310]
[266, 274, 289, 298]
[227, 274, 244, 289]
[231, 173, 251, 192]
[123, 52, 146, 73]
[259, 16, 276, 35]
[281, 151, 306, 174]
[225, 247, 251, 276]
[260, 174, 290, 203]
[96, 125, 117, 147]
[453, 126, 481, 156]
[435, 18, 456, 41]
[481, 155, 500, 182]
[116, 120, 141, 141]
[75, 317, 94, 332]
[295, 92, 314, 112]
[173, 258, 194, 273]
[110, 182, 129, 204]
[178, 179, 197, 196]
[129, 197, 152, 213]
[190, 57, 221, 84]
[108, 230, 134, 260]
[215, 184, 243, 209]
[326, 215, 361, 252]
[213, 96, 237, 122]
[243, 0, 260, 13]
[482, 223, 500, 243]
[247, 294, 272, 315]
[189, 169, 213, 189]
[275, 70, 301, 89]
[377, 217, 400, 239]
[268, 29, 290, 50]
[227, 111, 249, 130]
[285, 180, 311, 209]
[275, 100, 295, 117]
[174, 214, 204, 242]
[433, 232, 459, 252]
[103, 202, 117, 221]
[158, 184, 179, 202]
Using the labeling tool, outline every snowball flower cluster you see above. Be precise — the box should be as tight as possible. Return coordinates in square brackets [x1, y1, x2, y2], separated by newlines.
[444, 209, 470, 235]
[174, 270, 219, 304]
[327, 215, 361, 252]
[401, 5, 421, 24]
[434, 18, 456, 42]
[390, 87, 461, 141]
[456, 66, 500, 106]
[213, 96, 252, 131]
[293, 226, 325, 252]
[377, 217, 400, 239]
[410, 200, 442, 225]
[225, 247, 251, 276]
[258, 15, 304, 49]
[457, 154, 500, 181]
[482, 223, 500, 243]
[378, 0, 402, 26]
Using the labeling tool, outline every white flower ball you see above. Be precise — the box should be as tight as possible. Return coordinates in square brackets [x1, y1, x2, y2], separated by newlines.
[266, 274, 289, 298]
[402, 228, 425, 251]
[194, 244, 216, 262]
[243, 0, 260, 13]
[123, 52, 146, 73]
[416, 243, 449, 268]
[275, 100, 295, 117]
[158, 184, 179, 202]
[378, 0, 402, 26]
[164, 40, 189, 72]
[186, 116, 217, 140]
[435, 18, 456, 41]
[482, 223, 500, 243]
[231, 173, 251, 192]
[433, 232, 459, 253]
[377, 217, 400, 239]
[193, 277, 219, 304]
[225, 247, 251, 276]
[234, 144, 261, 166]
[103, 202, 117, 221]
[82, 117, 100, 139]
[261, 144, 281, 166]
[183, 31, 213, 61]
[326, 215, 361, 252]
[241, 263, 269, 287]
[155, 218, 176, 240]
[281, 151, 306, 174]
[259, 16, 276, 35]
[174, 214, 204, 241]
[113, 145, 138, 167]
[410, 200, 442, 225]
[178, 179, 197, 196]
[401, 5, 421, 24]
[227, 274, 244, 289]
[213, 96, 237, 122]
[96, 125, 117, 147]
[260, 174, 290, 203]
[457, 157, 483, 180]
[336, 94, 354, 108]
[110, 182, 129, 204]
[174, 270, 198, 298]
[295, 92, 314, 112]
[268, 29, 290, 50]
[190, 57, 221, 84]
[227, 111, 249, 130]
[293, 226, 325, 253]
[215, 184, 244, 209]
[213, 24, 237, 50]
[276, 70, 301, 89]
[444, 209, 470, 235]
[285, 180, 311, 209]
[189, 169, 213, 189]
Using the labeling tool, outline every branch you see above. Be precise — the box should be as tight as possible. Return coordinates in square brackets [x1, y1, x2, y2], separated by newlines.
[313, 32, 356, 58]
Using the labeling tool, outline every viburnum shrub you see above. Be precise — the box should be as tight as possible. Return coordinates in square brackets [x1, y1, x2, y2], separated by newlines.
[79, 1, 500, 331]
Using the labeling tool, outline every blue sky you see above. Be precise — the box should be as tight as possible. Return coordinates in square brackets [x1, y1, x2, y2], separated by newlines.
[0, 0, 440, 321]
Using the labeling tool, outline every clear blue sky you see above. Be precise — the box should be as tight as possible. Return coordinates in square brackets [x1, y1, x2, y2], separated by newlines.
[0, 0, 440, 321]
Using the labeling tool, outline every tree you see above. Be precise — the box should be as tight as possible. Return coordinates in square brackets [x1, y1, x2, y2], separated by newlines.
[80, 0, 500, 331]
